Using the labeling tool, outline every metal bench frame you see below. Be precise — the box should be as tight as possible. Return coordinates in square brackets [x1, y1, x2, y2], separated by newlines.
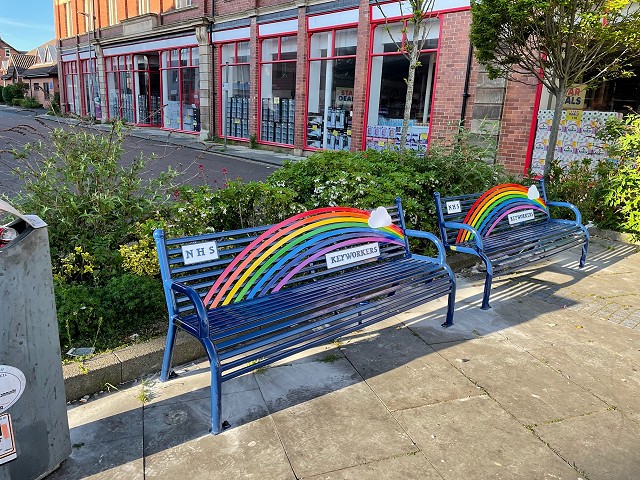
[434, 180, 588, 310]
[154, 198, 456, 434]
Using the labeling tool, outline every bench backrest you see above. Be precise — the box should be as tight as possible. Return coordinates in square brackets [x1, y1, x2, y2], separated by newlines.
[154, 198, 411, 317]
[434, 181, 550, 246]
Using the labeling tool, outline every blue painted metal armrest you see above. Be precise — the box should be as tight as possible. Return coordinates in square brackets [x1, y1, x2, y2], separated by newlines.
[405, 229, 447, 264]
[546, 201, 583, 225]
[169, 282, 209, 339]
[442, 221, 485, 251]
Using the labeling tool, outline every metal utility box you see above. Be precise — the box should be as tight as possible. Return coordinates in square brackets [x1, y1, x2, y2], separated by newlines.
[0, 214, 71, 480]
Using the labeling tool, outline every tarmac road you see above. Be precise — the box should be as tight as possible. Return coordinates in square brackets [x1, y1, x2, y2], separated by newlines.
[0, 106, 277, 198]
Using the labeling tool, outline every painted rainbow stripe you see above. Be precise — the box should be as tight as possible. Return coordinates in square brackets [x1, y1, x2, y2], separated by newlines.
[203, 207, 405, 309]
[455, 183, 547, 243]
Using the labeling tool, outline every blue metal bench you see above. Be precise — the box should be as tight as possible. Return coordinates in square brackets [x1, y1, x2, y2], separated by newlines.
[434, 181, 588, 310]
[154, 198, 456, 434]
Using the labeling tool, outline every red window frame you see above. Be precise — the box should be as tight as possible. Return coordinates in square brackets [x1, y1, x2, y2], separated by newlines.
[216, 39, 251, 141]
[159, 46, 199, 134]
[105, 54, 137, 123]
[80, 58, 98, 117]
[62, 60, 80, 115]
[304, 25, 358, 151]
[258, 33, 298, 147]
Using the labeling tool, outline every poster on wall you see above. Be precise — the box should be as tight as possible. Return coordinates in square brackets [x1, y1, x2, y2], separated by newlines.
[530, 109, 620, 176]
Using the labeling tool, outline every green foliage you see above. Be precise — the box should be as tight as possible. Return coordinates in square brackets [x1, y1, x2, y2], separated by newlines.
[49, 92, 61, 115]
[2, 83, 27, 104]
[20, 97, 43, 108]
[10, 121, 179, 280]
[268, 130, 510, 234]
[0, 86, 4, 103]
[11, 98, 21, 106]
[55, 274, 166, 351]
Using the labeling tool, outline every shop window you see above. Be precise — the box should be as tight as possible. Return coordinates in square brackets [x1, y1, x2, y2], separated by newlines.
[366, 19, 439, 152]
[63, 61, 80, 115]
[106, 55, 135, 123]
[161, 47, 200, 132]
[306, 28, 357, 150]
[220, 41, 250, 140]
[259, 34, 297, 145]
[81, 58, 99, 118]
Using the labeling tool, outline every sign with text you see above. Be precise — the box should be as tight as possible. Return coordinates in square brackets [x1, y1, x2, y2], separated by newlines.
[0, 366, 25, 413]
[182, 241, 219, 265]
[0, 414, 16, 465]
[335, 87, 354, 108]
[508, 210, 535, 225]
[446, 201, 461, 214]
[326, 242, 380, 269]
[563, 84, 587, 110]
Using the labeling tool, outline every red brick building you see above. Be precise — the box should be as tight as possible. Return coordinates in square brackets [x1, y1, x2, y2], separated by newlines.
[54, 0, 539, 173]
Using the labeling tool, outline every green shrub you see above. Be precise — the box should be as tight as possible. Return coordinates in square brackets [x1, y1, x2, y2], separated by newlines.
[10, 121, 180, 279]
[267, 130, 510, 235]
[0, 86, 4, 103]
[49, 92, 61, 115]
[2, 82, 27, 104]
[11, 98, 21, 106]
[55, 274, 166, 351]
[20, 96, 42, 108]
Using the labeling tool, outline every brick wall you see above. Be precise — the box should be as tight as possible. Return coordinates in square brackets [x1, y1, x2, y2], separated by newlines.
[215, 0, 257, 17]
[351, 0, 370, 151]
[496, 73, 539, 174]
[294, 6, 308, 153]
[429, 10, 473, 144]
[249, 18, 259, 141]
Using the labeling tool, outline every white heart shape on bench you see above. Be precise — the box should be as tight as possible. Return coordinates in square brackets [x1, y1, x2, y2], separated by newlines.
[368, 206, 392, 229]
[528, 185, 540, 200]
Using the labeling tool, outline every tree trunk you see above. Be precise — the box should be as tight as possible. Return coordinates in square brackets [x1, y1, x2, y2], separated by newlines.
[543, 84, 566, 178]
[401, 20, 422, 150]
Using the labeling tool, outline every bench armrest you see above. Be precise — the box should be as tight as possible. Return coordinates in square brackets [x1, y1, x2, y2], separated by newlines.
[546, 201, 583, 225]
[405, 229, 447, 264]
[170, 281, 208, 338]
[442, 221, 485, 251]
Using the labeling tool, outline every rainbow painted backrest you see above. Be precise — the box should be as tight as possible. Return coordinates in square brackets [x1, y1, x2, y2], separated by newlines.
[155, 202, 410, 317]
[436, 182, 549, 245]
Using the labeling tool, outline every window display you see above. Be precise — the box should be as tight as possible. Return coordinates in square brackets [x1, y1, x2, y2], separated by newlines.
[220, 41, 250, 139]
[306, 28, 357, 150]
[161, 47, 200, 132]
[367, 19, 438, 151]
[260, 35, 297, 145]
[81, 58, 98, 118]
[106, 55, 135, 123]
[62, 61, 81, 115]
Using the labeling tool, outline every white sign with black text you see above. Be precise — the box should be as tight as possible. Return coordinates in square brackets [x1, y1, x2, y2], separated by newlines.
[446, 201, 462, 214]
[508, 210, 535, 225]
[182, 241, 219, 265]
[326, 243, 380, 269]
[0, 366, 25, 413]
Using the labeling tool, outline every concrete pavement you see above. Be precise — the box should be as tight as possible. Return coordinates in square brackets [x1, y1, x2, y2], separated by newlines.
[47, 235, 640, 480]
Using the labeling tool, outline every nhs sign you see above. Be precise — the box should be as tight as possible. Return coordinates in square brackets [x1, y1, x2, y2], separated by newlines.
[181, 241, 219, 265]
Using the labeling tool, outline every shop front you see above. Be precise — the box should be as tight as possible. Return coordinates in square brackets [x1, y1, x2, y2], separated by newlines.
[258, 18, 298, 147]
[102, 34, 200, 133]
[366, 10, 440, 152]
[61, 59, 81, 115]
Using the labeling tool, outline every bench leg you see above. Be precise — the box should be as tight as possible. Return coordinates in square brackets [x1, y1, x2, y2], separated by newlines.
[160, 323, 178, 382]
[442, 266, 456, 328]
[480, 254, 493, 310]
[202, 338, 224, 435]
[579, 231, 589, 268]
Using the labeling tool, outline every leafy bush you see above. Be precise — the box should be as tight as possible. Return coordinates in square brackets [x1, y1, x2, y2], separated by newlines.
[2, 82, 27, 104]
[11, 98, 21, 106]
[55, 274, 166, 351]
[0, 86, 4, 103]
[268, 131, 510, 234]
[11, 121, 179, 279]
[49, 92, 61, 115]
[20, 96, 42, 108]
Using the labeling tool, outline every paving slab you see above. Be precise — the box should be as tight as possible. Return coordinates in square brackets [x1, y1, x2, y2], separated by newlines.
[47, 389, 144, 480]
[394, 395, 582, 480]
[254, 358, 418, 478]
[143, 389, 295, 479]
[305, 453, 443, 480]
[339, 318, 480, 411]
[529, 343, 640, 416]
[535, 409, 640, 480]
[436, 336, 607, 425]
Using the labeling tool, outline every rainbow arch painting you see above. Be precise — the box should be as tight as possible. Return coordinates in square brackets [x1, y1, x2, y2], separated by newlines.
[456, 183, 547, 243]
[203, 207, 405, 309]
